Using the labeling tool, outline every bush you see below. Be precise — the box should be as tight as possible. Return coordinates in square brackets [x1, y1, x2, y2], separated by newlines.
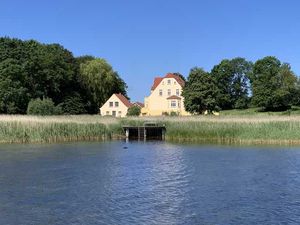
[127, 106, 141, 116]
[170, 111, 179, 116]
[27, 98, 62, 115]
[58, 94, 86, 115]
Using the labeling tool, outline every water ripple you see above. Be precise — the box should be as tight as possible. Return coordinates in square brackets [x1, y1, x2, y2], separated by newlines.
[0, 142, 300, 224]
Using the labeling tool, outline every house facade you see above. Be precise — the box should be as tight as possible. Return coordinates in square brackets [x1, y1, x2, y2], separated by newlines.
[100, 93, 132, 117]
[141, 73, 190, 116]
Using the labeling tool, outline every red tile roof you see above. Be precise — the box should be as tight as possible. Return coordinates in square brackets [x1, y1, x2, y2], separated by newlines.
[151, 77, 164, 91]
[133, 102, 144, 108]
[167, 95, 182, 100]
[151, 73, 185, 91]
[115, 93, 132, 108]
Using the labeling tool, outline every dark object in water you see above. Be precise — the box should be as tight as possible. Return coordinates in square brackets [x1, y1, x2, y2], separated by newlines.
[123, 146, 128, 149]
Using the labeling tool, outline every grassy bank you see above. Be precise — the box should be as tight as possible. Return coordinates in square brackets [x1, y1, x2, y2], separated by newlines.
[122, 116, 300, 145]
[0, 115, 123, 143]
[2, 115, 300, 145]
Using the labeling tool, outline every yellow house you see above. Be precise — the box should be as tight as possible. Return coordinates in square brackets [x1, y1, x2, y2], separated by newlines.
[141, 73, 190, 116]
[100, 93, 132, 117]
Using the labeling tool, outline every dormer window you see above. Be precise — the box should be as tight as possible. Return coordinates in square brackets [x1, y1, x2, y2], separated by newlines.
[167, 79, 171, 85]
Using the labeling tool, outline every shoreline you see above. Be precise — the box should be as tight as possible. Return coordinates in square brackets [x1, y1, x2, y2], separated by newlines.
[1, 115, 300, 146]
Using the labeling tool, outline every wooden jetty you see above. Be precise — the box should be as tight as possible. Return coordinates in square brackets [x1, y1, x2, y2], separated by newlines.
[122, 122, 166, 141]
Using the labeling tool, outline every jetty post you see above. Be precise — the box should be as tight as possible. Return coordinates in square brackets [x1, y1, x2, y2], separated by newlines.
[122, 122, 166, 141]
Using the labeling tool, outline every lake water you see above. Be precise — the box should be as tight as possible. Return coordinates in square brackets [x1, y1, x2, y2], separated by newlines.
[0, 141, 300, 225]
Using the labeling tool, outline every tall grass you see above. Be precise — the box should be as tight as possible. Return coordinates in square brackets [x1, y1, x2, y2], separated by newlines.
[0, 115, 123, 143]
[165, 120, 300, 145]
[2, 115, 300, 145]
[123, 116, 300, 145]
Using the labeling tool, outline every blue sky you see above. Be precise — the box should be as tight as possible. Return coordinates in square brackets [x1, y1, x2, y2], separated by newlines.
[1, 0, 300, 101]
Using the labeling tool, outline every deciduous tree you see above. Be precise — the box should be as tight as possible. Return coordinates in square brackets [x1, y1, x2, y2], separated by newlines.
[250, 56, 297, 111]
[211, 58, 252, 109]
[79, 58, 127, 113]
[182, 68, 219, 114]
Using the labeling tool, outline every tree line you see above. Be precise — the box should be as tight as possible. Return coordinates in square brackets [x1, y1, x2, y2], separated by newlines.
[0, 37, 127, 114]
[1, 37, 299, 115]
[182, 57, 300, 114]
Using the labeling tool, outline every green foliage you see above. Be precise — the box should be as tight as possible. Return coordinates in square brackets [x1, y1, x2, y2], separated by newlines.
[127, 105, 141, 116]
[58, 93, 87, 115]
[79, 58, 128, 113]
[0, 59, 28, 114]
[27, 98, 62, 115]
[251, 56, 297, 111]
[0, 37, 128, 115]
[182, 67, 219, 114]
[75, 55, 95, 65]
[211, 57, 252, 110]
[0, 37, 77, 113]
[170, 111, 179, 116]
[173, 72, 186, 82]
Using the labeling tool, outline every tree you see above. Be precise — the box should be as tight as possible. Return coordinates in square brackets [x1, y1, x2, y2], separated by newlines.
[0, 37, 129, 115]
[76, 55, 95, 65]
[0, 37, 79, 113]
[58, 93, 87, 115]
[173, 72, 186, 82]
[250, 56, 297, 111]
[79, 58, 128, 113]
[127, 105, 141, 116]
[211, 58, 252, 109]
[291, 77, 300, 106]
[0, 59, 29, 114]
[230, 58, 253, 109]
[182, 68, 219, 114]
[27, 98, 62, 115]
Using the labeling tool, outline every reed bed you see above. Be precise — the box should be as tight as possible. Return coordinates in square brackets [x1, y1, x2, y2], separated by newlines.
[0, 115, 123, 143]
[125, 115, 300, 123]
[2, 115, 300, 145]
[164, 120, 300, 145]
[123, 116, 300, 145]
[0, 115, 119, 125]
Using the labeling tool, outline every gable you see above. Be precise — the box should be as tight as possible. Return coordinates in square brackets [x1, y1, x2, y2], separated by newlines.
[100, 94, 132, 109]
[151, 73, 185, 91]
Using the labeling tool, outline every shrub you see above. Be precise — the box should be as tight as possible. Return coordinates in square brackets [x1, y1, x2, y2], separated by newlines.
[127, 105, 141, 116]
[27, 98, 62, 115]
[58, 94, 86, 115]
[170, 111, 179, 116]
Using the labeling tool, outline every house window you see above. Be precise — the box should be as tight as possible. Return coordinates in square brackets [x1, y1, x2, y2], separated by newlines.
[178, 101, 181, 108]
[168, 89, 171, 96]
[159, 89, 163, 96]
[174, 81, 176, 85]
[118, 111, 122, 116]
[176, 89, 180, 96]
[162, 81, 164, 85]
[171, 100, 176, 108]
[106, 111, 110, 115]
[109, 102, 113, 107]
[115, 102, 119, 107]
[112, 111, 116, 116]
[167, 79, 171, 85]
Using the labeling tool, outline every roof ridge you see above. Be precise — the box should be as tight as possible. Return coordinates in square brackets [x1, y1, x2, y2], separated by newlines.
[115, 93, 132, 107]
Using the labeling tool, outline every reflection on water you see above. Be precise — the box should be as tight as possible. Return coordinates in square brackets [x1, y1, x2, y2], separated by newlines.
[0, 141, 300, 224]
